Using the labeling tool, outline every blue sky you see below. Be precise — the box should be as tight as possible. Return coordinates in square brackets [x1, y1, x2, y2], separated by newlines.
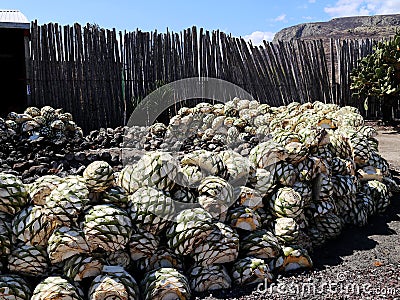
[2, 0, 400, 45]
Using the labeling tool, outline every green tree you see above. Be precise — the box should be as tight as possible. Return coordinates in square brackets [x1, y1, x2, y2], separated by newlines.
[350, 33, 400, 124]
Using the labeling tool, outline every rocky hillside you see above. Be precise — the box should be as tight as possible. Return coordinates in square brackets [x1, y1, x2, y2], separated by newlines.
[273, 14, 400, 42]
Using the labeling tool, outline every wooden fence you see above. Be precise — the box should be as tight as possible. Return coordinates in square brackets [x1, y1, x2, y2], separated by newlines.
[29, 21, 393, 132]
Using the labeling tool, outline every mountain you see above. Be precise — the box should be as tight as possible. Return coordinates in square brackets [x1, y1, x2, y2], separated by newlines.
[273, 14, 400, 42]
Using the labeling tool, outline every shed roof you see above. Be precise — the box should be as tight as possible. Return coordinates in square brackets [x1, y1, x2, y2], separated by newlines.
[0, 10, 29, 29]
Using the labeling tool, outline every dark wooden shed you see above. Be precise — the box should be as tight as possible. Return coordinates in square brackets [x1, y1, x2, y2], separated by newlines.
[0, 10, 30, 116]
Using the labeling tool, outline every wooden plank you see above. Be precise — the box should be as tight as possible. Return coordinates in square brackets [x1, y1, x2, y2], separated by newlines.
[31, 22, 391, 129]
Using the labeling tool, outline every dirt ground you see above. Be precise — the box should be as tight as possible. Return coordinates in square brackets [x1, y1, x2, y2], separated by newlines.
[196, 127, 400, 300]
[375, 129, 400, 172]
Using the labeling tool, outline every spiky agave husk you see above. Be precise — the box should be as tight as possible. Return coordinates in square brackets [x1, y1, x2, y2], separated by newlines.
[271, 187, 304, 218]
[218, 150, 251, 186]
[47, 226, 90, 264]
[256, 124, 270, 137]
[38, 126, 52, 138]
[253, 114, 269, 129]
[83, 204, 132, 253]
[0, 274, 32, 300]
[292, 181, 312, 207]
[102, 186, 129, 208]
[202, 113, 216, 130]
[312, 173, 334, 202]
[118, 151, 179, 193]
[383, 176, 400, 194]
[128, 187, 174, 235]
[63, 254, 104, 282]
[285, 141, 308, 165]
[211, 115, 228, 133]
[129, 228, 160, 261]
[356, 192, 376, 217]
[197, 195, 227, 222]
[312, 212, 343, 240]
[0, 212, 11, 256]
[250, 168, 276, 197]
[45, 176, 89, 226]
[192, 222, 239, 265]
[181, 149, 228, 179]
[226, 126, 240, 145]
[240, 229, 281, 260]
[150, 122, 167, 136]
[348, 133, 372, 167]
[116, 164, 141, 194]
[274, 217, 300, 244]
[351, 196, 369, 227]
[331, 157, 355, 176]
[188, 265, 231, 292]
[8, 244, 49, 277]
[270, 161, 297, 186]
[234, 186, 263, 210]
[298, 127, 330, 148]
[166, 208, 214, 256]
[172, 188, 197, 204]
[177, 165, 204, 188]
[335, 111, 364, 127]
[0, 172, 28, 215]
[24, 106, 41, 117]
[40, 106, 56, 122]
[357, 125, 377, 139]
[12, 205, 57, 247]
[335, 193, 367, 226]
[272, 130, 301, 145]
[280, 246, 313, 272]
[328, 131, 352, 159]
[83, 160, 115, 192]
[361, 180, 390, 214]
[311, 145, 333, 163]
[368, 151, 390, 176]
[106, 249, 131, 268]
[88, 266, 140, 300]
[296, 156, 328, 182]
[137, 247, 184, 273]
[304, 224, 325, 247]
[256, 207, 275, 231]
[31, 276, 84, 300]
[232, 257, 273, 286]
[142, 267, 191, 300]
[308, 198, 337, 219]
[28, 175, 63, 205]
[332, 175, 358, 198]
[368, 137, 379, 152]
[249, 140, 288, 169]
[226, 206, 262, 231]
[197, 176, 234, 220]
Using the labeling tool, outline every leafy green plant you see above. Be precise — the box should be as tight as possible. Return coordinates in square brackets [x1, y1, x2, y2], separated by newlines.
[350, 32, 400, 122]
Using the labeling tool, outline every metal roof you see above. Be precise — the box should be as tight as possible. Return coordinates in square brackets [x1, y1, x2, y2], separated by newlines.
[0, 10, 29, 29]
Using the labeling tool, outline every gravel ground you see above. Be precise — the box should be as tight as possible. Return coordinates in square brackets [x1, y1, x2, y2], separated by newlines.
[195, 126, 400, 300]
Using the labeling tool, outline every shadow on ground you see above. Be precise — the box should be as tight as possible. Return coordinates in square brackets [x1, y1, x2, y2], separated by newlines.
[312, 191, 400, 269]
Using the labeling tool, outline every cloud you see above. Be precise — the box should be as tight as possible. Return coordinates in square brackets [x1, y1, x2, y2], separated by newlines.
[309, 0, 316, 3]
[243, 31, 275, 46]
[375, 0, 400, 14]
[274, 14, 287, 22]
[325, 0, 400, 18]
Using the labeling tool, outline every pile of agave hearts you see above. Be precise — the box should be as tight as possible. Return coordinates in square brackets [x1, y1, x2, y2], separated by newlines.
[0, 99, 399, 299]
